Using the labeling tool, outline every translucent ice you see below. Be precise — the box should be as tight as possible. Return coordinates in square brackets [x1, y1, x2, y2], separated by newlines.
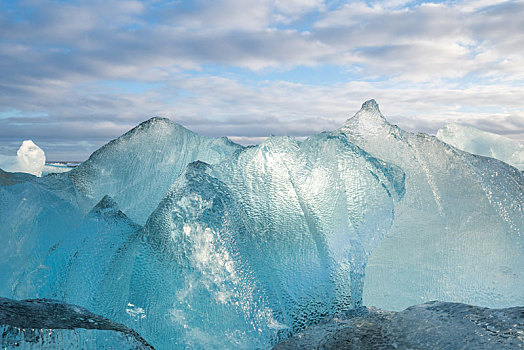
[0, 140, 45, 176]
[100, 134, 404, 348]
[339, 100, 524, 311]
[0, 101, 522, 349]
[0, 169, 83, 299]
[67, 117, 242, 224]
[437, 123, 524, 170]
[0, 170, 138, 305]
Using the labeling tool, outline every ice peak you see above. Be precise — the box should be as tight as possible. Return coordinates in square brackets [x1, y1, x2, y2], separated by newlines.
[135, 116, 189, 129]
[356, 99, 384, 120]
[143, 116, 172, 124]
[185, 160, 212, 176]
[110, 116, 193, 145]
[135, 116, 184, 131]
[88, 195, 140, 227]
[341, 100, 387, 133]
[89, 195, 122, 218]
[361, 99, 380, 112]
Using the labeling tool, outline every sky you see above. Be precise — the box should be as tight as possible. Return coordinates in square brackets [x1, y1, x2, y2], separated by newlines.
[0, 0, 523, 160]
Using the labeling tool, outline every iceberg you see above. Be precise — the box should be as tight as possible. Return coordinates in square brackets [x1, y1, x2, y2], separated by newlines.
[0, 140, 71, 177]
[117, 134, 404, 347]
[0, 101, 522, 349]
[0, 140, 45, 176]
[339, 100, 523, 311]
[436, 123, 524, 170]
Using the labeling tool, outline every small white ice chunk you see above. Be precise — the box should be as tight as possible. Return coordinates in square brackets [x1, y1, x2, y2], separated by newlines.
[0, 140, 46, 176]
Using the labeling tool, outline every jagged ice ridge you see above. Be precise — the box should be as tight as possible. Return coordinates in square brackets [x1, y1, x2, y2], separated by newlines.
[0, 100, 522, 349]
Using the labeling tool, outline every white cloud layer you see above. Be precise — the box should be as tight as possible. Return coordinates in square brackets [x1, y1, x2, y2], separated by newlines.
[0, 0, 522, 159]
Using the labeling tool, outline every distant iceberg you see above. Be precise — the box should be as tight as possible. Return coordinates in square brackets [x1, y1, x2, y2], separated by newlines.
[437, 123, 523, 170]
[0, 140, 45, 176]
[0, 140, 73, 177]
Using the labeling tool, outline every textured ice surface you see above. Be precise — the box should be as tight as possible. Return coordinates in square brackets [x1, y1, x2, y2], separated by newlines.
[0, 170, 82, 299]
[0, 101, 522, 349]
[0, 297, 153, 349]
[94, 134, 404, 348]
[339, 100, 524, 311]
[275, 301, 524, 349]
[0, 141, 46, 176]
[0, 170, 139, 306]
[437, 123, 524, 170]
[67, 117, 242, 224]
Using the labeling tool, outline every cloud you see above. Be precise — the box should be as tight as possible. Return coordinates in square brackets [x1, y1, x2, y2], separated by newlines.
[2, 74, 522, 154]
[0, 0, 522, 159]
[2, 0, 522, 77]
